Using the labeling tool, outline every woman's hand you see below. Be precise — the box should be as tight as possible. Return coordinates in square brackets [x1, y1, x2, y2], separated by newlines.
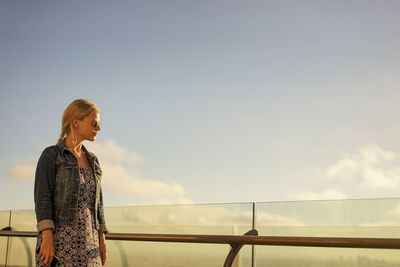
[99, 232, 107, 265]
[39, 229, 55, 267]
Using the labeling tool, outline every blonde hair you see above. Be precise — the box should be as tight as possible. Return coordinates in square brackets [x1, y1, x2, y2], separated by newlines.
[58, 99, 100, 143]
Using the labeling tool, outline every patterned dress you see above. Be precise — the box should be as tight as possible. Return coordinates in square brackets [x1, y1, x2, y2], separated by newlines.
[36, 168, 102, 267]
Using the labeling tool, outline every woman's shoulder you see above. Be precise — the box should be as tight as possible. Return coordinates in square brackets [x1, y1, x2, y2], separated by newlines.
[40, 144, 61, 158]
[42, 144, 58, 152]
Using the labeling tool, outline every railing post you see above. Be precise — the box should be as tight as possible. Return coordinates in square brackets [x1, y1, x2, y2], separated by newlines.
[1, 226, 12, 267]
[5, 210, 12, 267]
[223, 229, 258, 267]
[251, 202, 256, 267]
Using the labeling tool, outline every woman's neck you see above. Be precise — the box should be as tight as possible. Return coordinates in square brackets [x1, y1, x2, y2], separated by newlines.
[65, 135, 83, 155]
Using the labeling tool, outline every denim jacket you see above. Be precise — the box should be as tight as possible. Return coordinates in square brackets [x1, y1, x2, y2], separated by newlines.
[34, 140, 107, 233]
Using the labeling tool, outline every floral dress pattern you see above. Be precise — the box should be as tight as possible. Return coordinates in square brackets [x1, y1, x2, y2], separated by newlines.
[36, 168, 101, 267]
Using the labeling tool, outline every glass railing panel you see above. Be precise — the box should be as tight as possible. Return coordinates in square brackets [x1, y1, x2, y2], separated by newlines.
[106, 203, 254, 234]
[7, 199, 399, 266]
[4, 203, 254, 267]
[0, 210, 11, 267]
[256, 198, 400, 237]
[7, 210, 37, 267]
[107, 240, 253, 267]
[255, 198, 400, 266]
[107, 241, 229, 267]
[255, 246, 400, 267]
[9, 209, 36, 231]
[105, 203, 254, 266]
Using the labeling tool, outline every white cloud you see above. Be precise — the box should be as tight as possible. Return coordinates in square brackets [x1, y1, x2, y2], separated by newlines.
[287, 189, 347, 201]
[8, 139, 189, 204]
[8, 164, 35, 181]
[325, 157, 359, 181]
[87, 139, 143, 164]
[287, 144, 400, 202]
[88, 140, 189, 203]
[101, 163, 185, 198]
[325, 144, 400, 189]
[105, 204, 304, 228]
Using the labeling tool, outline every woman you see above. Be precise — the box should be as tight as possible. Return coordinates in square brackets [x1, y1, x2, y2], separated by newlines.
[34, 99, 108, 266]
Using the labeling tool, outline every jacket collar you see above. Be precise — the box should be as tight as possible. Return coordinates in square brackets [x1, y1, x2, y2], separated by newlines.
[57, 139, 95, 160]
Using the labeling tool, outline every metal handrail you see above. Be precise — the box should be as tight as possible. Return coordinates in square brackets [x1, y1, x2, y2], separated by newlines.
[2, 229, 400, 266]
[2, 230, 400, 249]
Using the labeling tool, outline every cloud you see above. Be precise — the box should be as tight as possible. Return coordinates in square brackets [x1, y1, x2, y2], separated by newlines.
[100, 163, 186, 199]
[105, 204, 304, 229]
[287, 144, 400, 201]
[8, 164, 35, 181]
[87, 140, 189, 203]
[8, 139, 189, 204]
[287, 189, 347, 201]
[87, 139, 143, 164]
[325, 143, 400, 189]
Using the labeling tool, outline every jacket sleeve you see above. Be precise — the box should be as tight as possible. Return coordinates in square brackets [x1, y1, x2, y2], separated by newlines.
[94, 156, 108, 234]
[97, 186, 108, 233]
[34, 147, 56, 232]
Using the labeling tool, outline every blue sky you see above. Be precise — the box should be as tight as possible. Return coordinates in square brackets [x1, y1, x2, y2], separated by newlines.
[1, 0, 400, 210]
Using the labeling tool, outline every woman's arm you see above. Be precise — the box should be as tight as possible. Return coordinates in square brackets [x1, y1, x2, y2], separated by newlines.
[35, 147, 57, 266]
[34, 147, 57, 231]
[99, 232, 107, 265]
[38, 228, 55, 266]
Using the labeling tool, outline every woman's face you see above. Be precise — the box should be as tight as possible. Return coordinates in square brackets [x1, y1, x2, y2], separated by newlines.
[76, 112, 101, 142]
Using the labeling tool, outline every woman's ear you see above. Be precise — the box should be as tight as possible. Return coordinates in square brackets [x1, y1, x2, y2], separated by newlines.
[72, 119, 79, 128]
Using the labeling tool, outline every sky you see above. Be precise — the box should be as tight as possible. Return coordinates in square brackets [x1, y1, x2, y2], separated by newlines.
[1, 0, 400, 211]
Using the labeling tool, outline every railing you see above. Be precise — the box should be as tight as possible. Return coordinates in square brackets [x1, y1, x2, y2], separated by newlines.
[2, 228, 400, 267]
[3, 199, 400, 266]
